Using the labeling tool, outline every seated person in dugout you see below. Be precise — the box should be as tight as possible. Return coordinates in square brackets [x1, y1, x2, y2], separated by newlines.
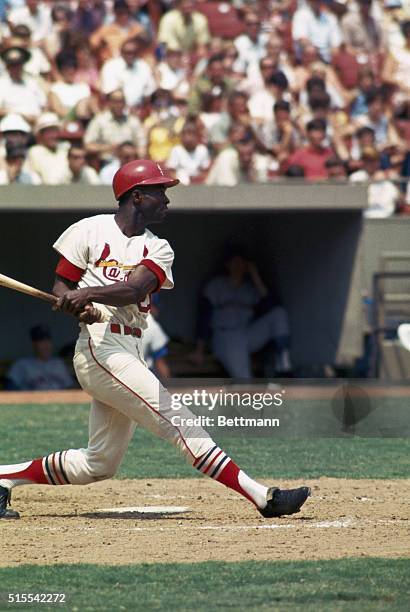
[191, 245, 293, 378]
[6, 325, 74, 391]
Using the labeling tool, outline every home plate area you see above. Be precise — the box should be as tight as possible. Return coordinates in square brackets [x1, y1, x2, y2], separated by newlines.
[2, 477, 409, 567]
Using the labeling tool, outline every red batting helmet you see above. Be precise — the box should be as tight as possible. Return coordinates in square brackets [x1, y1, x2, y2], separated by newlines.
[112, 159, 179, 200]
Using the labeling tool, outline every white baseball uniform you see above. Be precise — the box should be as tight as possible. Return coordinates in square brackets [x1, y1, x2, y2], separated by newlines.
[51, 213, 214, 485]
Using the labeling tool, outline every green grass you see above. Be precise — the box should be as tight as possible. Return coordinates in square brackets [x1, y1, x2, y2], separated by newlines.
[0, 558, 409, 611]
[0, 403, 409, 479]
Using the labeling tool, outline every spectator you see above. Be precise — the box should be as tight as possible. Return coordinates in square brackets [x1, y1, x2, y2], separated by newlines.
[141, 312, 171, 379]
[61, 145, 100, 184]
[6, 325, 74, 391]
[7, 23, 51, 78]
[350, 147, 401, 218]
[188, 53, 235, 116]
[142, 294, 171, 380]
[71, 0, 106, 36]
[239, 46, 294, 96]
[0, 46, 46, 123]
[285, 165, 306, 178]
[127, 0, 155, 42]
[72, 41, 100, 92]
[285, 119, 333, 180]
[0, 113, 31, 163]
[100, 37, 156, 108]
[354, 90, 401, 150]
[26, 112, 70, 184]
[48, 51, 95, 121]
[325, 156, 347, 180]
[191, 245, 293, 379]
[7, 0, 52, 44]
[233, 11, 268, 74]
[199, 90, 226, 137]
[0, 142, 39, 184]
[167, 119, 211, 185]
[206, 133, 273, 186]
[144, 89, 185, 162]
[205, 90, 252, 149]
[84, 88, 146, 163]
[99, 141, 137, 184]
[90, 0, 144, 65]
[348, 126, 377, 168]
[155, 47, 190, 99]
[292, 0, 342, 63]
[255, 100, 300, 163]
[248, 70, 290, 123]
[42, 3, 78, 60]
[350, 68, 377, 118]
[157, 0, 210, 55]
[341, 0, 383, 60]
[382, 20, 410, 98]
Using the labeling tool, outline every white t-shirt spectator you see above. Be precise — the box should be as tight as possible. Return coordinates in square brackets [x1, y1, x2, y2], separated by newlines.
[350, 170, 399, 218]
[101, 57, 156, 107]
[167, 144, 210, 185]
[24, 47, 51, 78]
[292, 6, 342, 63]
[0, 73, 46, 118]
[50, 81, 91, 112]
[8, 3, 52, 43]
[26, 142, 70, 185]
[156, 62, 189, 98]
[233, 33, 269, 74]
[206, 147, 273, 186]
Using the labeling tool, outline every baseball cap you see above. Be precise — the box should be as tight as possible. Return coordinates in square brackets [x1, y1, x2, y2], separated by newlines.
[30, 325, 51, 342]
[34, 112, 61, 134]
[0, 46, 31, 65]
[0, 113, 31, 133]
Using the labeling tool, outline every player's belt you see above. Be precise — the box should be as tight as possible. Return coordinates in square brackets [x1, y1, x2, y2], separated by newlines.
[110, 323, 142, 338]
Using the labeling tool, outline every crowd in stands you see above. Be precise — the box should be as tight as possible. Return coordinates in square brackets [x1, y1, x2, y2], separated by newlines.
[0, 0, 409, 216]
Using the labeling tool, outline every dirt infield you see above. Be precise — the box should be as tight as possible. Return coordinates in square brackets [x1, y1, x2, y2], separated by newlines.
[2, 478, 409, 567]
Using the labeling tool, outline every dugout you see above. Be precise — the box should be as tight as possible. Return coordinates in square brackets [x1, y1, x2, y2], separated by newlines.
[0, 182, 401, 373]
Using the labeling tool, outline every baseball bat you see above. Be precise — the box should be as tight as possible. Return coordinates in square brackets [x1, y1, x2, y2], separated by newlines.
[0, 272, 109, 323]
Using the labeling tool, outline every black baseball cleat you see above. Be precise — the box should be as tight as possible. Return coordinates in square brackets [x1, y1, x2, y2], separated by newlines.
[0, 484, 20, 519]
[259, 486, 311, 518]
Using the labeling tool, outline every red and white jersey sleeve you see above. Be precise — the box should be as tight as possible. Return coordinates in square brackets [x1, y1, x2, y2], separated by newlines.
[141, 233, 174, 291]
[53, 219, 89, 272]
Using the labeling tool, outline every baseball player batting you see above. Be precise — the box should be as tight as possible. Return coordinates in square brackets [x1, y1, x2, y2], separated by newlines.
[0, 160, 310, 520]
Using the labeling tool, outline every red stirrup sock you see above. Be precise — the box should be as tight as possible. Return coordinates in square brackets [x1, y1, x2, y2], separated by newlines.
[0, 452, 70, 489]
[194, 445, 268, 509]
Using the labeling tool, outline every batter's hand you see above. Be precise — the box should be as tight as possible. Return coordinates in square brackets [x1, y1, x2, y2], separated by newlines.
[54, 288, 92, 316]
[78, 304, 101, 325]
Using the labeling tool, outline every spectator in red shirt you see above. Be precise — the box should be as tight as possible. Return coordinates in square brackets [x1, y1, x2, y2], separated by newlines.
[284, 119, 333, 180]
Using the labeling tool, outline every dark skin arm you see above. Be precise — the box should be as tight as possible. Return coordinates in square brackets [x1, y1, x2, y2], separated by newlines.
[53, 266, 158, 317]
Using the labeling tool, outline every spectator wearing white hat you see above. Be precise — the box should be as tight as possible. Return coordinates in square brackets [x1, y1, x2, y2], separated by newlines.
[26, 112, 70, 184]
[0, 113, 31, 163]
[0, 46, 46, 123]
